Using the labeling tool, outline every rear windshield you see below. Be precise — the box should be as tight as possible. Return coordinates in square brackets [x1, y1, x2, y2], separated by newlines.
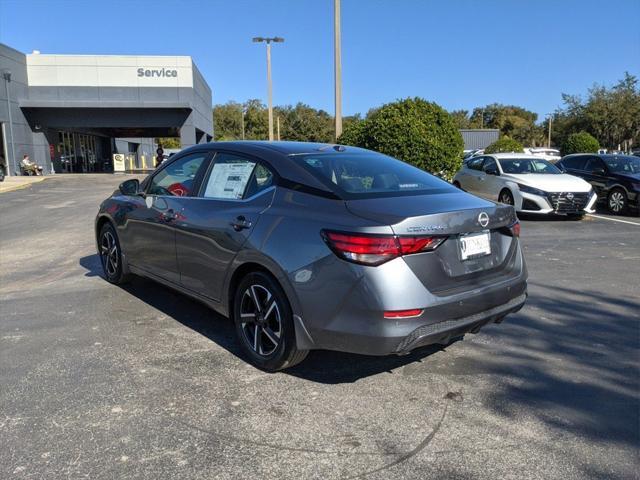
[291, 151, 456, 199]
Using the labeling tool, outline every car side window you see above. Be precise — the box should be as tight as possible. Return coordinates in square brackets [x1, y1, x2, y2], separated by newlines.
[147, 152, 208, 197]
[467, 157, 485, 171]
[561, 156, 586, 170]
[202, 153, 273, 200]
[584, 157, 605, 173]
[482, 158, 497, 173]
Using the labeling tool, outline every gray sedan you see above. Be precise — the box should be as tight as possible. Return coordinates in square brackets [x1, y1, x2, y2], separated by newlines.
[95, 142, 527, 370]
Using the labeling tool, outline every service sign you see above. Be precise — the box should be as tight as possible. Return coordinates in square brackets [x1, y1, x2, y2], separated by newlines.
[113, 154, 125, 172]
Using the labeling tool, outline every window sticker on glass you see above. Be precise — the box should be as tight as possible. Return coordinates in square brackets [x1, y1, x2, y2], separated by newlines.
[204, 162, 255, 199]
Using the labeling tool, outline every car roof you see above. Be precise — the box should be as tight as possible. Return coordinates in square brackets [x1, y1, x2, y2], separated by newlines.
[486, 153, 546, 159]
[561, 153, 637, 161]
[189, 140, 370, 156]
[175, 141, 372, 197]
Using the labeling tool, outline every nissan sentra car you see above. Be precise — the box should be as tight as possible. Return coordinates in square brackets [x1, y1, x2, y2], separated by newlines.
[453, 153, 597, 217]
[96, 142, 527, 371]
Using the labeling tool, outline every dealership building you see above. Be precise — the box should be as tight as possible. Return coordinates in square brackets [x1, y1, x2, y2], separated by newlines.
[0, 43, 213, 176]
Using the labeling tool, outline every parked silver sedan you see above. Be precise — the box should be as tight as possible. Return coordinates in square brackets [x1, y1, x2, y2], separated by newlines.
[96, 142, 527, 370]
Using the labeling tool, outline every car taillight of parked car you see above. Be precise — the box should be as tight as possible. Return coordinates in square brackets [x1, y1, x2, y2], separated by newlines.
[321, 230, 446, 266]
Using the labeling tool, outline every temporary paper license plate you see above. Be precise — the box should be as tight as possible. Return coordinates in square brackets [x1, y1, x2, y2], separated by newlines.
[459, 231, 491, 260]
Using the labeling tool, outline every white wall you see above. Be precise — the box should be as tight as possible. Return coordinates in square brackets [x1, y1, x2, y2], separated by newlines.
[26, 54, 195, 88]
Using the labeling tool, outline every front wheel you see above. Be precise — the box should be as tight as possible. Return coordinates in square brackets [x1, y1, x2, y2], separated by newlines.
[98, 223, 131, 285]
[499, 189, 515, 206]
[233, 272, 308, 371]
[607, 188, 628, 215]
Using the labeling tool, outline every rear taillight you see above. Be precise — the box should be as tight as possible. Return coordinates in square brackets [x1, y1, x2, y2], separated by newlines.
[384, 309, 424, 319]
[322, 230, 446, 266]
[511, 221, 521, 237]
[500, 220, 520, 238]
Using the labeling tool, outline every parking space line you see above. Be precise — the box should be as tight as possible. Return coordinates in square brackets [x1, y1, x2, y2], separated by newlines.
[587, 214, 640, 226]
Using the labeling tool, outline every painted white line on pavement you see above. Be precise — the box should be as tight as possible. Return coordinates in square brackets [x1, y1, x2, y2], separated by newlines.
[587, 214, 640, 226]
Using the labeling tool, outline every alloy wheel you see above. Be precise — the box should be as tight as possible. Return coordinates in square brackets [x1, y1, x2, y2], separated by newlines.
[239, 284, 282, 356]
[100, 230, 119, 277]
[609, 191, 625, 213]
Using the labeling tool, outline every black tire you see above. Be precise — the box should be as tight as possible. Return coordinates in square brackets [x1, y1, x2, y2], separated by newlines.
[607, 188, 628, 215]
[499, 189, 514, 206]
[233, 271, 308, 371]
[453, 181, 463, 190]
[0, 166, 5, 182]
[98, 223, 131, 285]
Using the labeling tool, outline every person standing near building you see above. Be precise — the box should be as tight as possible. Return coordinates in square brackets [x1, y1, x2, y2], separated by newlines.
[156, 144, 164, 168]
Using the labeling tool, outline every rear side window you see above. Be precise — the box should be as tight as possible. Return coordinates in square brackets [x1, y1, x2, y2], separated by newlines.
[202, 153, 273, 200]
[467, 157, 485, 171]
[482, 158, 497, 172]
[560, 156, 587, 170]
[584, 157, 605, 172]
[292, 151, 454, 199]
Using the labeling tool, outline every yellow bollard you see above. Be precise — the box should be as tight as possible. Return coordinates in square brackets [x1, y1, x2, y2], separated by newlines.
[141, 155, 146, 170]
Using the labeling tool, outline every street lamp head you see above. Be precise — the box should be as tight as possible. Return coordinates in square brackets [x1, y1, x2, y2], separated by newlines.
[252, 36, 284, 44]
[1, 69, 11, 82]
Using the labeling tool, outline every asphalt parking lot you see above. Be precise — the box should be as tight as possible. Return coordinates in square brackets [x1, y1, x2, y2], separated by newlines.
[1, 174, 638, 480]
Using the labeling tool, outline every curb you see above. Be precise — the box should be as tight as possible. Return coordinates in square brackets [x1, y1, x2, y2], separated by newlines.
[0, 177, 48, 194]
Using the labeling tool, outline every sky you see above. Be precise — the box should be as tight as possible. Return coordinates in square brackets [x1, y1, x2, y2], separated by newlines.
[1, 0, 638, 121]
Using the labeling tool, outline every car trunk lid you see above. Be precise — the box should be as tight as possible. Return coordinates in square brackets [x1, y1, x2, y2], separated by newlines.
[345, 191, 520, 295]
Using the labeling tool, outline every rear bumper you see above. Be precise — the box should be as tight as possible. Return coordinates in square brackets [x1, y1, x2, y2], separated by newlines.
[394, 293, 526, 354]
[303, 272, 528, 356]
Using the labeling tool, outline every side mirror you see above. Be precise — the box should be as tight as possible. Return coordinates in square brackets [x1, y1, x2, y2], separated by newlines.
[119, 178, 141, 196]
[486, 167, 499, 176]
[593, 168, 606, 176]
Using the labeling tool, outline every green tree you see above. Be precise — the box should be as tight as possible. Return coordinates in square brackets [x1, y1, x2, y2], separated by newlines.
[155, 137, 181, 149]
[338, 97, 464, 179]
[470, 104, 544, 146]
[275, 103, 334, 142]
[552, 73, 640, 150]
[450, 109, 471, 129]
[562, 131, 600, 155]
[213, 100, 244, 140]
[484, 136, 524, 154]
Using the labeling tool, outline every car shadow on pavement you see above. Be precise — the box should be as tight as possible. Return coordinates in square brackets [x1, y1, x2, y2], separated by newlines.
[79, 253, 104, 277]
[474, 282, 639, 450]
[78, 254, 452, 383]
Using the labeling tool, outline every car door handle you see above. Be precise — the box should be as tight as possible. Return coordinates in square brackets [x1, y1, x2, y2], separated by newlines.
[231, 215, 252, 231]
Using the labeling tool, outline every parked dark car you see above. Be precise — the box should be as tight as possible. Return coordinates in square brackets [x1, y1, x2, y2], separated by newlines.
[95, 141, 527, 371]
[557, 154, 640, 214]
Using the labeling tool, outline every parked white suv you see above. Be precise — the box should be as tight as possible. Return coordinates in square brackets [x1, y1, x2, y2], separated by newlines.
[452, 153, 597, 217]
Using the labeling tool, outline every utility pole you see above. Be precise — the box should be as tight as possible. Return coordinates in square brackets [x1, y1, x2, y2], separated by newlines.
[548, 115, 552, 148]
[2, 70, 16, 176]
[334, 0, 343, 141]
[241, 106, 245, 140]
[276, 116, 281, 141]
[253, 37, 284, 141]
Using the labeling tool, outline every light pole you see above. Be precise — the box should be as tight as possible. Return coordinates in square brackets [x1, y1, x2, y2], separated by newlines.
[334, 0, 343, 141]
[2, 69, 17, 176]
[546, 114, 553, 148]
[240, 105, 245, 140]
[253, 36, 284, 141]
